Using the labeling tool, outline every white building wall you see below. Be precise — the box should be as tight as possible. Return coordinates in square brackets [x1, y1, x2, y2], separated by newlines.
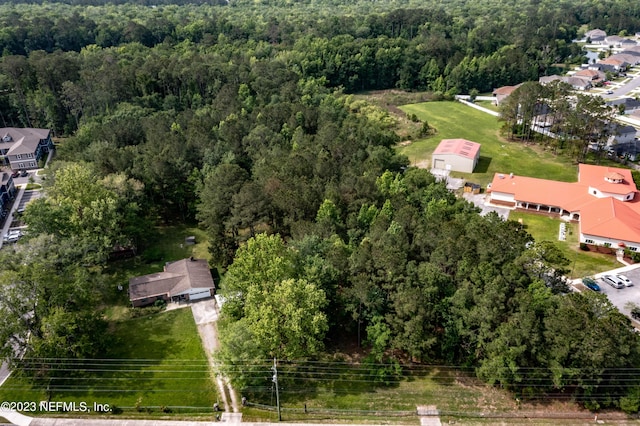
[587, 187, 634, 201]
[431, 153, 474, 173]
[580, 233, 640, 252]
[490, 191, 515, 203]
[189, 288, 213, 301]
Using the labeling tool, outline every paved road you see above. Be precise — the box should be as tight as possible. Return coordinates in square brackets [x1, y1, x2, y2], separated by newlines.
[605, 69, 640, 99]
[0, 361, 10, 387]
[4, 413, 430, 426]
[0, 185, 25, 250]
[456, 98, 500, 117]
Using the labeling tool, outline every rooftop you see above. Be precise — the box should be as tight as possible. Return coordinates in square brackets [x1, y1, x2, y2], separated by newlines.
[433, 138, 480, 159]
[129, 258, 215, 301]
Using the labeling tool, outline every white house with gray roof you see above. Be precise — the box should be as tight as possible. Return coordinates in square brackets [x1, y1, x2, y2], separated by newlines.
[0, 128, 54, 171]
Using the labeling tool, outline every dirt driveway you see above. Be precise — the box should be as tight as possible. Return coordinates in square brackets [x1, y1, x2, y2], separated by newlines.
[190, 299, 240, 414]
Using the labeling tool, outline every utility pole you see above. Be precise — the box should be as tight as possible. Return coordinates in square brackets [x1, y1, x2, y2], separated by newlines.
[272, 358, 281, 421]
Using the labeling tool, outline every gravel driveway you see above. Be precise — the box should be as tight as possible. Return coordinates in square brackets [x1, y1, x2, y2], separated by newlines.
[190, 299, 240, 414]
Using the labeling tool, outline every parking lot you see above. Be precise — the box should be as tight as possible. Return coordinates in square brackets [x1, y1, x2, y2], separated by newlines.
[591, 265, 640, 318]
[17, 190, 42, 212]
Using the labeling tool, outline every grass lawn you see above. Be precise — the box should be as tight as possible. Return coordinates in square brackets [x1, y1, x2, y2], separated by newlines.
[241, 362, 596, 424]
[245, 365, 518, 422]
[473, 100, 500, 112]
[0, 309, 217, 416]
[398, 101, 578, 187]
[509, 211, 620, 278]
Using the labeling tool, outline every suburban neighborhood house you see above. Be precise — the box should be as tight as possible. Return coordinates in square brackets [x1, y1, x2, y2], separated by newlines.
[129, 258, 215, 307]
[431, 138, 481, 173]
[492, 84, 522, 105]
[0, 127, 54, 171]
[488, 164, 640, 251]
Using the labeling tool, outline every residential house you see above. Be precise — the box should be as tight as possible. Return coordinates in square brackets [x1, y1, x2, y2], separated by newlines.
[610, 53, 640, 66]
[539, 75, 563, 85]
[0, 172, 16, 220]
[608, 124, 639, 161]
[487, 164, 640, 251]
[585, 29, 607, 44]
[620, 49, 640, 58]
[607, 123, 637, 146]
[539, 75, 591, 90]
[598, 57, 629, 71]
[0, 128, 54, 171]
[573, 69, 606, 83]
[606, 97, 640, 114]
[492, 84, 522, 105]
[611, 139, 640, 161]
[566, 76, 592, 91]
[620, 38, 638, 46]
[605, 35, 626, 47]
[431, 139, 480, 173]
[588, 63, 619, 74]
[129, 258, 215, 307]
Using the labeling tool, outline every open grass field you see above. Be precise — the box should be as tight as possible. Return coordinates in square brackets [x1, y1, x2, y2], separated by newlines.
[509, 211, 620, 278]
[240, 362, 601, 424]
[397, 102, 578, 187]
[0, 308, 217, 416]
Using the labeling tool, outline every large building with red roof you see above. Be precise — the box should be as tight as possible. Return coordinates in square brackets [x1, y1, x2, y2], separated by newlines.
[488, 164, 640, 251]
[432, 139, 481, 173]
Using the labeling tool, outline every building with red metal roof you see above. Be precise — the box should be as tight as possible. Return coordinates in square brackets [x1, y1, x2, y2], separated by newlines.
[487, 164, 640, 251]
[431, 139, 481, 173]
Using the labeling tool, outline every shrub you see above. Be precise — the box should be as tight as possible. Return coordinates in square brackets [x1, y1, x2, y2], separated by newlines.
[580, 242, 589, 251]
[142, 247, 163, 262]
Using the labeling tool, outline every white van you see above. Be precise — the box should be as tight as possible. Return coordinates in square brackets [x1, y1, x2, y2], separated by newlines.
[603, 275, 624, 289]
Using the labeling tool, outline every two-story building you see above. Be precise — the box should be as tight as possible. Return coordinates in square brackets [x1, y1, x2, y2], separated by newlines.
[0, 128, 54, 171]
[0, 172, 16, 220]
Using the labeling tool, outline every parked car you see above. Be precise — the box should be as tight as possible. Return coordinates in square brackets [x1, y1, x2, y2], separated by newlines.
[606, 90, 614, 94]
[10, 170, 19, 178]
[603, 274, 624, 289]
[2, 229, 22, 243]
[19, 169, 27, 177]
[617, 274, 633, 287]
[582, 277, 601, 291]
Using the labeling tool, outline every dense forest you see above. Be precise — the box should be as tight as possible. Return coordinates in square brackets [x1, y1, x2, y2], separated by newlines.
[2, 0, 640, 413]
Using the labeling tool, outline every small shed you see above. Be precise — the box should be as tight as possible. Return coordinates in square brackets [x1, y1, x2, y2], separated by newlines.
[464, 182, 481, 194]
[432, 139, 481, 173]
